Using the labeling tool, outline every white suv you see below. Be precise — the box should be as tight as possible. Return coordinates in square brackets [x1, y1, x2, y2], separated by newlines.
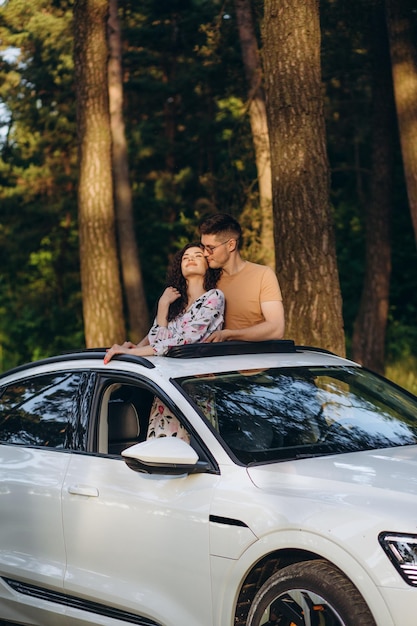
[0, 340, 416, 626]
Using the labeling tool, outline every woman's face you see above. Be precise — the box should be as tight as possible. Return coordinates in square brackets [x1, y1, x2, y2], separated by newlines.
[181, 246, 208, 278]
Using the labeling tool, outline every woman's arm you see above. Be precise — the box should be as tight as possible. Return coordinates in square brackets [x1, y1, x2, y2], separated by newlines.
[104, 343, 155, 364]
[155, 286, 181, 327]
[149, 289, 224, 355]
[105, 287, 182, 363]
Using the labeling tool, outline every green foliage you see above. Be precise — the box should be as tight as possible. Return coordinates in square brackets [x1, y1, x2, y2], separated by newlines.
[0, 0, 81, 368]
[385, 322, 417, 396]
[322, 0, 417, 390]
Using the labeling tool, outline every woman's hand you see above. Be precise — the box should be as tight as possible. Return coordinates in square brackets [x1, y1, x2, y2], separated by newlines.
[156, 286, 181, 327]
[104, 344, 128, 364]
[159, 286, 181, 307]
[121, 341, 137, 349]
[104, 343, 156, 363]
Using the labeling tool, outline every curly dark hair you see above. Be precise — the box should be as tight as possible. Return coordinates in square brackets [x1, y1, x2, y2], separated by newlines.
[165, 242, 222, 321]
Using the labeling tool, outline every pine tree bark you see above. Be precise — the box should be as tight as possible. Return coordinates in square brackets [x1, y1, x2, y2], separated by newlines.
[385, 0, 417, 246]
[262, 0, 345, 355]
[108, 0, 150, 343]
[352, 3, 395, 374]
[74, 0, 126, 347]
[234, 0, 274, 268]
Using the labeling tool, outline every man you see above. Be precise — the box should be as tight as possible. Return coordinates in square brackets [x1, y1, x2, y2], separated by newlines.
[199, 213, 285, 342]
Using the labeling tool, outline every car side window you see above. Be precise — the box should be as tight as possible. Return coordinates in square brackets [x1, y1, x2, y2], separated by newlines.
[0, 372, 83, 448]
[101, 384, 154, 455]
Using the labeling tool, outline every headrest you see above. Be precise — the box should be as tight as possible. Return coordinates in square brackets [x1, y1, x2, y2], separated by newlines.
[108, 401, 140, 440]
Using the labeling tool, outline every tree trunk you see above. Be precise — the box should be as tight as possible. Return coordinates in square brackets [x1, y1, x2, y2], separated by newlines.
[385, 0, 417, 246]
[352, 3, 395, 374]
[74, 0, 126, 347]
[261, 0, 345, 356]
[234, 0, 274, 268]
[108, 0, 150, 343]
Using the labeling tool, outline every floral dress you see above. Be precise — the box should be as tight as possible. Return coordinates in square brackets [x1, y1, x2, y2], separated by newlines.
[146, 288, 224, 441]
[148, 288, 224, 356]
[147, 397, 191, 443]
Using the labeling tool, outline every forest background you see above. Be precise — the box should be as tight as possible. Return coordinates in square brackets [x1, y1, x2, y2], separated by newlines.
[0, 0, 416, 393]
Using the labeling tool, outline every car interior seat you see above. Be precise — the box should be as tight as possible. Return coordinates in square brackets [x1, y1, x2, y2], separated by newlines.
[108, 400, 141, 455]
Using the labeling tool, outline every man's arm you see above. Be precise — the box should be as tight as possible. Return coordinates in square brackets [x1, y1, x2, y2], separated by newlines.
[205, 300, 285, 343]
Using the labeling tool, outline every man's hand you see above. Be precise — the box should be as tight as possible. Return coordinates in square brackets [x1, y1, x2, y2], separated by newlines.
[204, 301, 285, 343]
[204, 330, 231, 343]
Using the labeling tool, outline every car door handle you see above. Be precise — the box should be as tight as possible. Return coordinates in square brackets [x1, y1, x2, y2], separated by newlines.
[67, 485, 99, 497]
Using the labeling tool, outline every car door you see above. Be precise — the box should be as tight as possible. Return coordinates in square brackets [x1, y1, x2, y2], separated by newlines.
[0, 370, 85, 608]
[61, 379, 219, 626]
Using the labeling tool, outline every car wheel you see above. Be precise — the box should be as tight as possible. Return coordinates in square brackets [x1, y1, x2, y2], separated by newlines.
[246, 559, 376, 626]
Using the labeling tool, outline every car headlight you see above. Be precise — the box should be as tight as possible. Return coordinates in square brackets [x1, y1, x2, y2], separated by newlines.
[379, 532, 417, 586]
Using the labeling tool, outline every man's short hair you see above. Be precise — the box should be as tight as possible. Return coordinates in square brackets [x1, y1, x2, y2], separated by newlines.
[199, 213, 242, 243]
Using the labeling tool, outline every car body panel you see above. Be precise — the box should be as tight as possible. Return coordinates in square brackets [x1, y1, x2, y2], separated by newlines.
[0, 575, 67, 626]
[62, 453, 217, 625]
[0, 445, 70, 589]
[0, 343, 417, 626]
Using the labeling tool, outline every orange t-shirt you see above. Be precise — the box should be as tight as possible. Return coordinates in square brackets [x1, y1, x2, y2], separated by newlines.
[218, 262, 283, 330]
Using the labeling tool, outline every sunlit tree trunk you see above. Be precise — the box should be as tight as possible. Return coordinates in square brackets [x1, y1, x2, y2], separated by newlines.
[262, 0, 345, 355]
[386, 0, 417, 246]
[108, 0, 150, 342]
[235, 0, 274, 268]
[352, 3, 395, 374]
[74, 0, 125, 347]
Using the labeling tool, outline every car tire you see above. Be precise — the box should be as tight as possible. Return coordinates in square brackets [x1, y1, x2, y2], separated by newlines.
[246, 559, 376, 626]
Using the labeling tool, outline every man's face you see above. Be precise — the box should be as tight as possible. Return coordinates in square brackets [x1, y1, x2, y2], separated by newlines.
[200, 234, 232, 268]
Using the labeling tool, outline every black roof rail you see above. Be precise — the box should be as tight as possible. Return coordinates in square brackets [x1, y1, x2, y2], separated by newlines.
[295, 345, 338, 357]
[166, 340, 296, 359]
[59, 348, 155, 368]
[0, 349, 155, 380]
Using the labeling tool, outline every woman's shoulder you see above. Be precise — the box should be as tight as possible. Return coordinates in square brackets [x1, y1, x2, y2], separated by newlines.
[205, 287, 224, 297]
[200, 288, 225, 303]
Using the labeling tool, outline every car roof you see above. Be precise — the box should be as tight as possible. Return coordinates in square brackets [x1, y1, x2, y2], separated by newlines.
[0, 340, 359, 382]
[154, 344, 358, 378]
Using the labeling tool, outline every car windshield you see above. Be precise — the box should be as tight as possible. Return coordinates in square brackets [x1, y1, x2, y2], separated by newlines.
[178, 366, 417, 464]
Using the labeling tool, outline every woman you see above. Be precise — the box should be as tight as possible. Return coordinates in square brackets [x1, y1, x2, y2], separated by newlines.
[104, 242, 224, 443]
[104, 242, 224, 361]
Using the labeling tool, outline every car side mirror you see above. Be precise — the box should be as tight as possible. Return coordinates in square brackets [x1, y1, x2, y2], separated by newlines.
[121, 437, 207, 475]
